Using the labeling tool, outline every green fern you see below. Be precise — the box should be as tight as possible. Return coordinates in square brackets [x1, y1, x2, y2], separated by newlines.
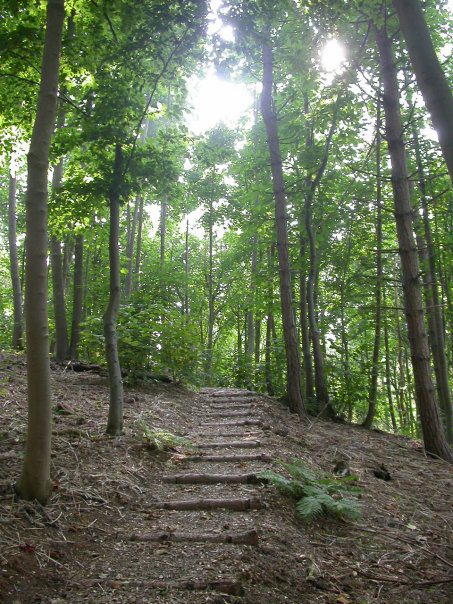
[259, 460, 361, 522]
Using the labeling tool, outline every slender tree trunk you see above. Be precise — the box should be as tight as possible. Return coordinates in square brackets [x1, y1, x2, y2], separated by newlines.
[305, 189, 334, 418]
[265, 314, 274, 396]
[160, 192, 167, 268]
[124, 196, 138, 298]
[49, 103, 68, 362]
[68, 234, 83, 359]
[384, 311, 398, 431]
[298, 233, 314, 402]
[246, 242, 257, 389]
[205, 200, 214, 384]
[339, 282, 352, 422]
[303, 93, 339, 419]
[105, 143, 124, 436]
[133, 196, 144, 291]
[17, 0, 65, 504]
[254, 319, 261, 366]
[375, 24, 452, 461]
[8, 164, 23, 349]
[260, 37, 305, 415]
[62, 236, 73, 293]
[411, 128, 452, 443]
[392, 0, 453, 183]
[184, 219, 189, 315]
[363, 93, 383, 428]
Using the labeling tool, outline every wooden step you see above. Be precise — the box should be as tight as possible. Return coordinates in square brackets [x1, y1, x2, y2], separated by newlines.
[130, 528, 259, 545]
[186, 452, 271, 462]
[203, 419, 263, 427]
[162, 472, 266, 485]
[197, 440, 261, 449]
[148, 496, 262, 511]
[206, 411, 254, 418]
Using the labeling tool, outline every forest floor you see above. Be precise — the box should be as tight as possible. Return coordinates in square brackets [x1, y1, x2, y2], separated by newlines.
[0, 353, 452, 604]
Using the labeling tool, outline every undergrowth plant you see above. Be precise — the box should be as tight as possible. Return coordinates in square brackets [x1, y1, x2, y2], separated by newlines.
[135, 420, 192, 451]
[259, 460, 362, 522]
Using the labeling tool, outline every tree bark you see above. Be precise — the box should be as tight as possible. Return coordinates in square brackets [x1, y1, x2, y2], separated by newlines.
[363, 92, 383, 428]
[375, 24, 452, 461]
[260, 37, 305, 416]
[392, 0, 453, 183]
[411, 126, 452, 443]
[68, 233, 83, 359]
[298, 235, 314, 403]
[104, 143, 124, 436]
[7, 164, 23, 349]
[124, 196, 138, 298]
[133, 196, 144, 291]
[159, 192, 167, 267]
[17, 0, 65, 504]
[384, 310, 398, 431]
[205, 198, 214, 384]
[50, 231, 68, 362]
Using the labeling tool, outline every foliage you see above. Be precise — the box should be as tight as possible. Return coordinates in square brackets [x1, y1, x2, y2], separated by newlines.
[259, 460, 362, 522]
[134, 419, 191, 451]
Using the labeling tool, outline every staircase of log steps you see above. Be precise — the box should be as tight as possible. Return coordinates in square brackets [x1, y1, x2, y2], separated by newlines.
[138, 388, 273, 600]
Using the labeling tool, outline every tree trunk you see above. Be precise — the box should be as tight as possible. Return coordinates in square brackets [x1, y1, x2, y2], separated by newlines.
[264, 314, 274, 396]
[160, 192, 167, 267]
[62, 235, 73, 293]
[104, 143, 124, 436]
[8, 164, 23, 349]
[246, 242, 257, 389]
[298, 234, 314, 403]
[17, 0, 65, 504]
[184, 219, 189, 315]
[205, 199, 214, 385]
[50, 232, 68, 362]
[124, 196, 138, 298]
[68, 233, 83, 359]
[260, 37, 305, 415]
[133, 196, 144, 291]
[392, 0, 453, 183]
[412, 127, 452, 443]
[303, 93, 339, 419]
[384, 310, 398, 431]
[375, 24, 452, 461]
[363, 93, 383, 428]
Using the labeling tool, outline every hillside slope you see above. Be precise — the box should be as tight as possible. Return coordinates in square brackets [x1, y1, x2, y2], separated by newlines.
[0, 356, 452, 603]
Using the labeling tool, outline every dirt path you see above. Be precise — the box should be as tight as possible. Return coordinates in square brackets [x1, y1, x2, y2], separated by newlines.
[1, 364, 452, 603]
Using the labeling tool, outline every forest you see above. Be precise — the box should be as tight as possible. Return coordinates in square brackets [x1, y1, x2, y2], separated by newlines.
[0, 0, 452, 601]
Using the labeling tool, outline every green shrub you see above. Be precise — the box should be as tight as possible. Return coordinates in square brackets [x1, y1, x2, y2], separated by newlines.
[259, 460, 362, 522]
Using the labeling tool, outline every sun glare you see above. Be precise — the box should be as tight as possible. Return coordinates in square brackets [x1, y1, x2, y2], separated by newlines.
[321, 39, 346, 72]
[186, 72, 253, 134]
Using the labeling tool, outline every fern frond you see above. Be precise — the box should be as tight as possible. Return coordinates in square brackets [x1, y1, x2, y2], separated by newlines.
[296, 496, 323, 521]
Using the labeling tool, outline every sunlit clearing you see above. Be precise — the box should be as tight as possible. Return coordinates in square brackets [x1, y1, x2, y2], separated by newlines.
[321, 39, 346, 72]
[186, 72, 253, 134]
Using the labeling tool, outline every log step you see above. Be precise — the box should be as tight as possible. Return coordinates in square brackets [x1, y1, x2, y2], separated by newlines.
[206, 412, 253, 419]
[149, 496, 262, 511]
[186, 453, 271, 462]
[192, 431, 260, 438]
[203, 419, 262, 427]
[130, 528, 259, 545]
[209, 403, 253, 409]
[162, 472, 266, 485]
[197, 440, 261, 449]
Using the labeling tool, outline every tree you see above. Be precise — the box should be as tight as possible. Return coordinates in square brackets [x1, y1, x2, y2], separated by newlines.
[7, 156, 23, 349]
[374, 19, 452, 462]
[16, 0, 65, 504]
[260, 32, 305, 416]
[392, 0, 453, 183]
